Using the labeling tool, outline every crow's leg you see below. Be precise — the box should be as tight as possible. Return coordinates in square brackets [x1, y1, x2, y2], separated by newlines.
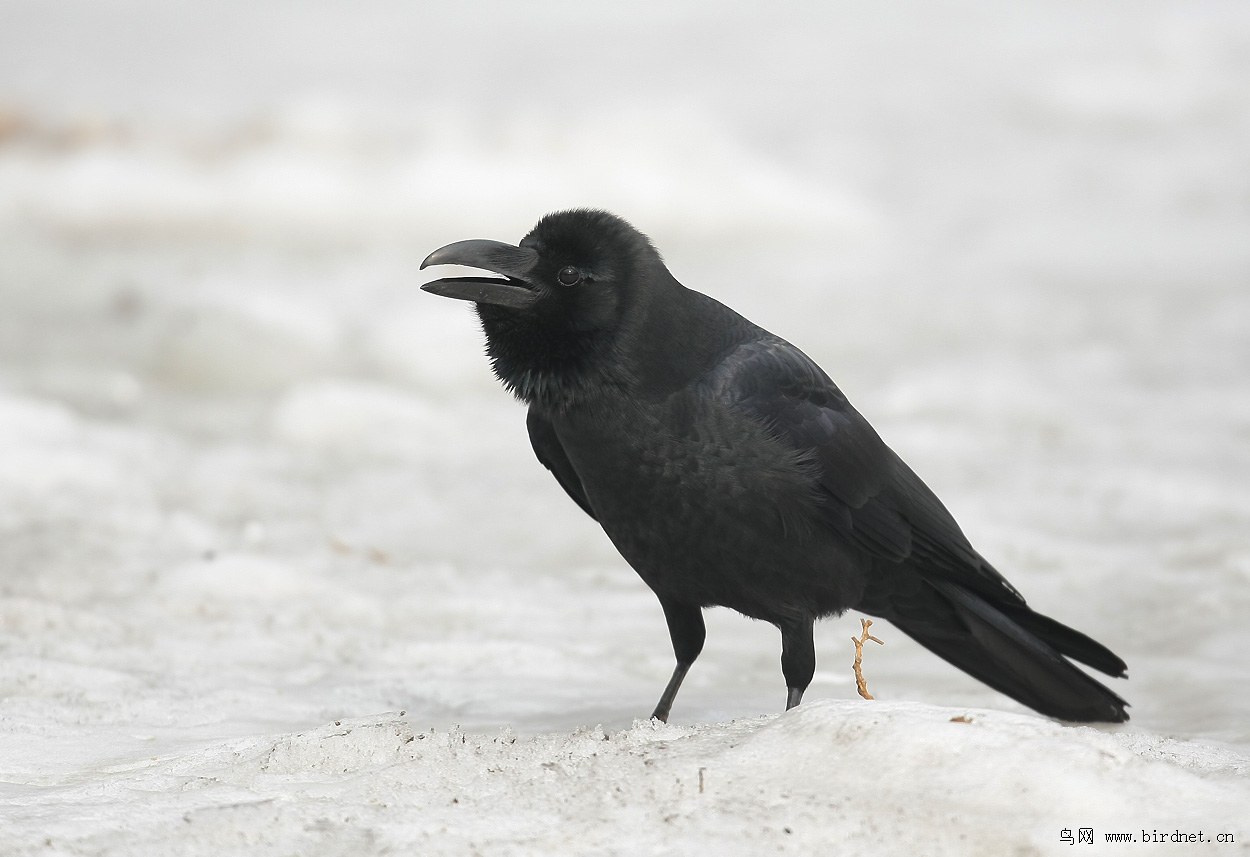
[650, 598, 705, 723]
[780, 617, 816, 711]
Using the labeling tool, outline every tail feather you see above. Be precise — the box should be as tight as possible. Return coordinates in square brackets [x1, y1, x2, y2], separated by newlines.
[891, 580, 1129, 723]
[1000, 603, 1128, 678]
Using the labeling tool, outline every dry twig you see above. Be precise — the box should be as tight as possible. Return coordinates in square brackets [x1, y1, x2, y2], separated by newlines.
[851, 618, 884, 700]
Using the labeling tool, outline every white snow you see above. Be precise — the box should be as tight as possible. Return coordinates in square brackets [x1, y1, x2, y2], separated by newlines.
[3, 703, 1246, 856]
[1, 1, 1248, 854]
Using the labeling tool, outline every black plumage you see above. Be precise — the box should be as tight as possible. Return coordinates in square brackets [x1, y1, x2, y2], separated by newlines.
[420, 209, 1128, 723]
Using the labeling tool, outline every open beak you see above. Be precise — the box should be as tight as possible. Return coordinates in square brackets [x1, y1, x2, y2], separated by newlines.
[420, 239, 541, 310]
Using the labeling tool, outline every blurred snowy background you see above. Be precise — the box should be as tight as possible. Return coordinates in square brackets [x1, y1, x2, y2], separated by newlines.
[1, 1, 1248, 854]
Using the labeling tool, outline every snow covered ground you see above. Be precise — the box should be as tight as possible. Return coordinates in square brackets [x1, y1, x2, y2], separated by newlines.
[1, 1, 1248, 854]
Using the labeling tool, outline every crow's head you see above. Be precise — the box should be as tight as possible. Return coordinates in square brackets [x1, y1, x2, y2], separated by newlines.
[421, 209, 659, 329]
[420, 209, 667, 405]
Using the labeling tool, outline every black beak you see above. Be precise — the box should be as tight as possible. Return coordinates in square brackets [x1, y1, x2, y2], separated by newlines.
[420, 239, 541, 310]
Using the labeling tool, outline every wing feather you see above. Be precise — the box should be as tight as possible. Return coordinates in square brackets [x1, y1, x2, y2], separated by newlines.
[527, 408, 598, 521]
[712, 338, 1024, 606]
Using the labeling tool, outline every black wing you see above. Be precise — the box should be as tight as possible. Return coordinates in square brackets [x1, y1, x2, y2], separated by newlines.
[527, 408, 598, 521]
[711, 337, 1129, 709]
[712, 337, 1025, 607]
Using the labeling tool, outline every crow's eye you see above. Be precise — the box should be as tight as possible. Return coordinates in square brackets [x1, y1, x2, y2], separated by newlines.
[557, 266, 583, 287]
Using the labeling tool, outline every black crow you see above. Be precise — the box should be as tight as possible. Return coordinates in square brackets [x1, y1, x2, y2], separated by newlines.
[420, 209, 1129, 723]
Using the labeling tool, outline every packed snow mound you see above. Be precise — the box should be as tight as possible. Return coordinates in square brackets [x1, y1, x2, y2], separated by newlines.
[4, 701, 1245, 856]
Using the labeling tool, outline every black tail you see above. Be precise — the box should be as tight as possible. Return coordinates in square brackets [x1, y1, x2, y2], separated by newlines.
[890, 579, 1129, 723]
